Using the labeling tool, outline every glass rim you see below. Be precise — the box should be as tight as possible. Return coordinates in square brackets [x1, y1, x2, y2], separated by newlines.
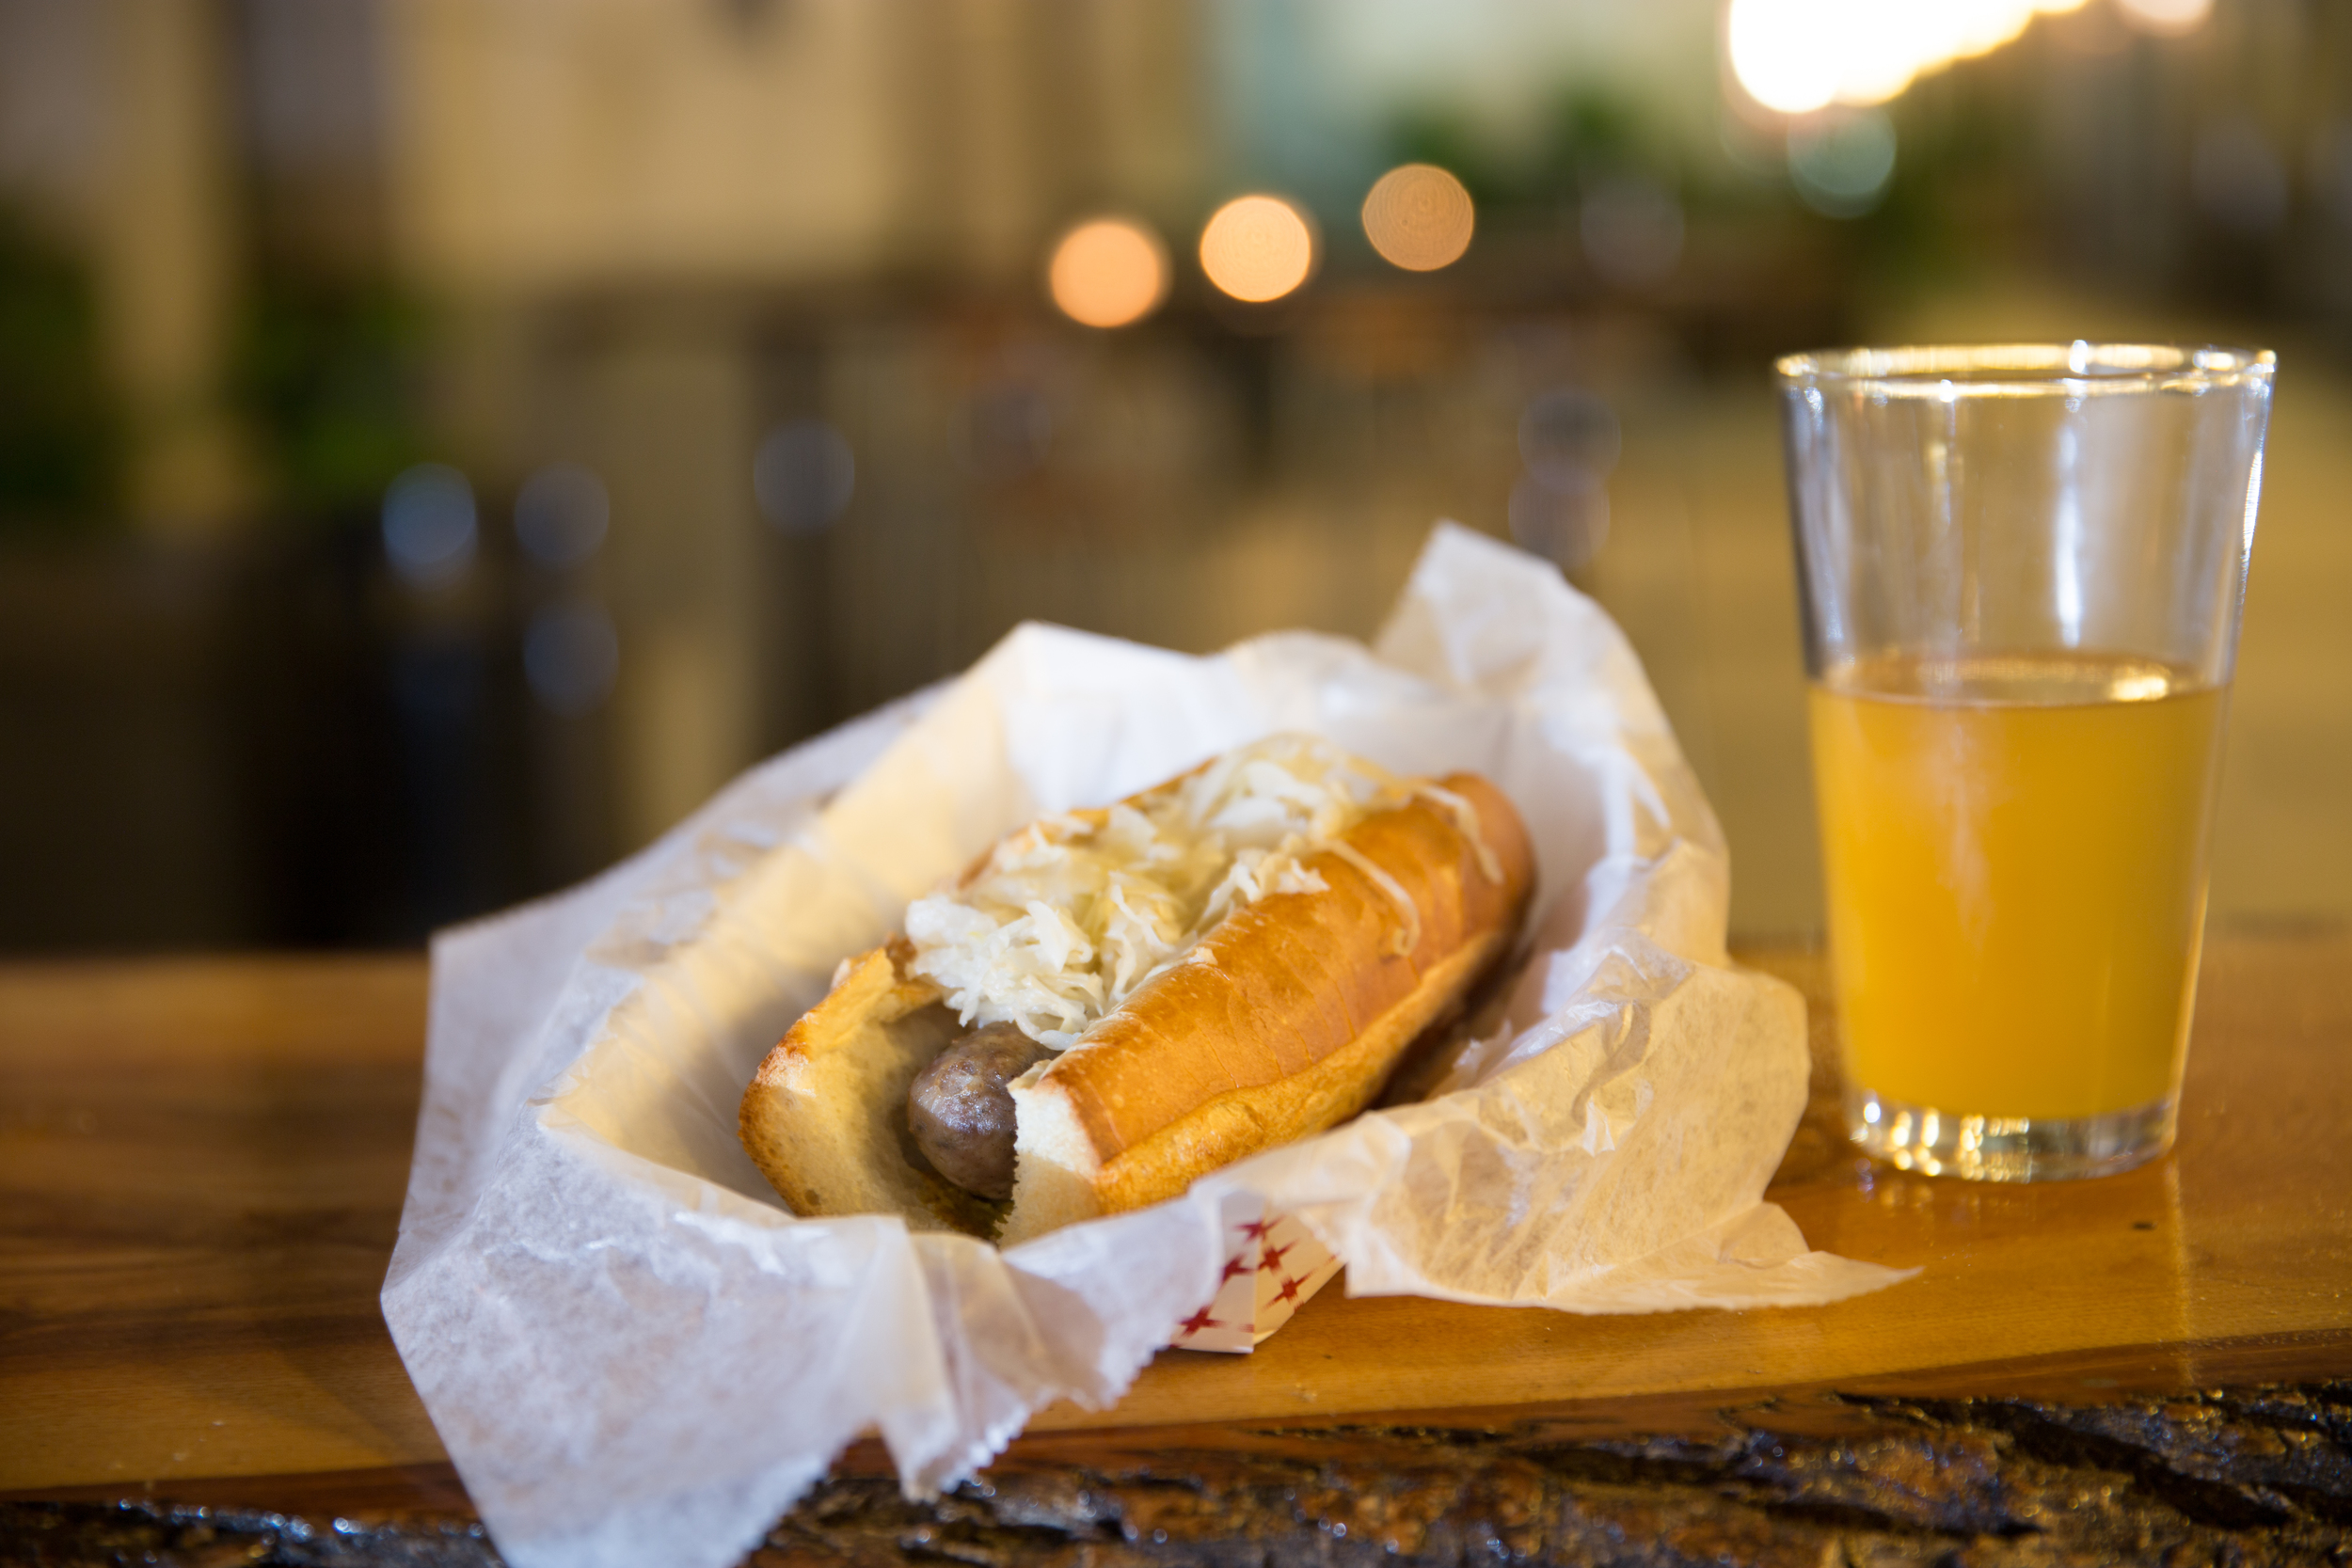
[1775, 341, 2276, 397]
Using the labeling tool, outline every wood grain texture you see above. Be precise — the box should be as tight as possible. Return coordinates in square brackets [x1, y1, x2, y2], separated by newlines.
[9, 1382, 2351, 1566]
[0, 958, 442, 1491]
[3, 936, 2349, 1501]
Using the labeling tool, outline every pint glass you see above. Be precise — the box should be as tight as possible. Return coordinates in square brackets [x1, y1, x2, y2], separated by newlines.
[1777, 343, 2275, 1180]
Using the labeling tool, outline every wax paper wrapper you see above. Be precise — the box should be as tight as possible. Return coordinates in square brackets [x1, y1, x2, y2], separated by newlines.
[383, 523, 1910, 1568]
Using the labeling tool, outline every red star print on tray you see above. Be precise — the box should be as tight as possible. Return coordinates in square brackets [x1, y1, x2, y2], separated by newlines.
[1259, 1239, 1297, 1273]
[1272, 1275, 1307, 1305]
[1237, 1219, 1272, 1240]
[1219, 1255, 1252, 1282]
[1177, 1305, 1223, 1338]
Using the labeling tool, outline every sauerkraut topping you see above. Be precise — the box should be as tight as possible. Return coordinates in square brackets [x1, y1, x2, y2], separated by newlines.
[1411, 783, 1504, 884]
[1325, 840, 1422, 958]
[904, 735, 1406, 1050]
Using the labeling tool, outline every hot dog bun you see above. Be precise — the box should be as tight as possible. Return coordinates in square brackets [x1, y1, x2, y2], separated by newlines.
[737, 939, 985, 1234]
[738, 755, 1534, 1242]
[999, 773, 1531, 1241]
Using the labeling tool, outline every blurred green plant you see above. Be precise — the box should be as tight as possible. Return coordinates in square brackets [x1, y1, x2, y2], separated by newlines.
[1386, 87, 1758, 219]
[234, 276, 428, 520]
[0, 210, 122, 539]
[1846, 75, 2031, 292]
[1538, 89, 1670, 190]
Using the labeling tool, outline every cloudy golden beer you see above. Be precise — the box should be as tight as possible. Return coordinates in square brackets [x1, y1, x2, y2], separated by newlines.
[1810, 652, 2227, 1122]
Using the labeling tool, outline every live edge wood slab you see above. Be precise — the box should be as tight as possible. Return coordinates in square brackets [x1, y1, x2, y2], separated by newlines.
[3, 938, 2349, 1565]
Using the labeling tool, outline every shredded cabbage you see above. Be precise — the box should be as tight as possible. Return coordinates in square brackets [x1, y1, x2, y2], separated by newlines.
[903, 735, 1400, 1050]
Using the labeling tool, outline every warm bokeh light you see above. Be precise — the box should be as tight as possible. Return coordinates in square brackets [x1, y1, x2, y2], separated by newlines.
[1726, 0, 1839, 114]
[1360, 164, 1475, 272]
[1728, 0, 2113, 115]
[1045, 217, 1168, 328]
[1949, 0, 2037, 58]
[1199, 195, 1316, 304]
[1837, 2, 1963, 101]
[2115, 0, 2214, 35]
[1828, 8, 1926, 106]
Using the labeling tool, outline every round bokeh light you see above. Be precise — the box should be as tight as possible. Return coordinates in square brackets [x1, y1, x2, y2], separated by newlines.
[1046, 217, 1168, 328]
[1199, 195, 1316, 304]
[1361, 164, 1475, 272]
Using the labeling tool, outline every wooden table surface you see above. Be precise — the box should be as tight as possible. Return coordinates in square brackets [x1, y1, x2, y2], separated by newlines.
[5, 938, 2350, 1563]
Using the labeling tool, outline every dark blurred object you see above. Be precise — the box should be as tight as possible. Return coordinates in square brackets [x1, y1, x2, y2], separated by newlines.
[0, 523, 528, 950]
[0, 213, 119, 538]
[0, 545, 245, 946]
[234, 277, 427, 517]
[1508, 387, 1619, 573]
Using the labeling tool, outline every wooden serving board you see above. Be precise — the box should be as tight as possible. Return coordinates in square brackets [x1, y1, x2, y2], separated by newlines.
[2, 938, 2348, 1499]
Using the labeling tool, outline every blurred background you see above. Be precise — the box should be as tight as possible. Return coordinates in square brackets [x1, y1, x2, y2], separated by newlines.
[1, 0, 2346, 952]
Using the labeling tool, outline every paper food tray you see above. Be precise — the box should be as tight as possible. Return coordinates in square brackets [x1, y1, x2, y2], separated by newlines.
[383, 522, 1910, 1568]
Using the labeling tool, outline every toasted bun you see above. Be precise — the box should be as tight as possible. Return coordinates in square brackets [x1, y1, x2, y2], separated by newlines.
[999, 773, 1532, 1242]
[738, 768, 1534, 1241]
[738, 939, 1002, 1235]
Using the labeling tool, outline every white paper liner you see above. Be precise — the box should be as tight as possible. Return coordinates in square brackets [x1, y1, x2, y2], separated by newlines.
[383, 523, 1911, 1568]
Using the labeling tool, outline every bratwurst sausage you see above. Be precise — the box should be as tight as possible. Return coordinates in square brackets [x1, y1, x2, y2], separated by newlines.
[906, 1022, 1051, 1200]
